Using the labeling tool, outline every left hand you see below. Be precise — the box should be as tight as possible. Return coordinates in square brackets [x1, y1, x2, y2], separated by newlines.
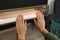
[16, 14, 27, 39]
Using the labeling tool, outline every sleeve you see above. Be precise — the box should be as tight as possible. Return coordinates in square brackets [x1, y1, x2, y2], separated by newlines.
[45, 33, 60, 40]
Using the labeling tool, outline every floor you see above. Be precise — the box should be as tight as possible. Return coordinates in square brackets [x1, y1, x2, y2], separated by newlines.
[0, 23, 45, 40]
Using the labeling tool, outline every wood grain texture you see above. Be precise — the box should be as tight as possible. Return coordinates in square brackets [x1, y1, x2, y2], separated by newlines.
[0, 5, 46, 19]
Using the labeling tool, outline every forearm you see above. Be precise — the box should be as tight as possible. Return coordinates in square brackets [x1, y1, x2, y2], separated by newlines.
[39, 28, 60, 40]
[38, 28, 49, 35]
[45, 33, 60, 40]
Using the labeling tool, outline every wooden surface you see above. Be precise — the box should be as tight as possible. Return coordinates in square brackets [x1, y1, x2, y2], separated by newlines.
[0, 23, 45, 40]
[0, 7, 46, 25]
[0, 9, 37, 25]
[0, 5, 46, 19]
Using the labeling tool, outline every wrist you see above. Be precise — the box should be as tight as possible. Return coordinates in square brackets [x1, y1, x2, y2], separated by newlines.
[39, 28, 49, 35]
[18, 34, 25, 40]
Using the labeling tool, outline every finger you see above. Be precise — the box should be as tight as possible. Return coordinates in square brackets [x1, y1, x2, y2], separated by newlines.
[36, 11, 44, 20]
[24, 21, 27, 26]
[16, 15, 20, 27]
[33, 18, 37, 24]
[38, 11, 44, 18]
[22, 16, 24, 23]
[17, 14, 22, 24]
[37, 12, 41, 20]
[21, 15, 24, 24]
[36, 12, 40, 20]
[16, 15, 20, 24]
[38, 12, 45, 20]
[19, 15, 23, 24]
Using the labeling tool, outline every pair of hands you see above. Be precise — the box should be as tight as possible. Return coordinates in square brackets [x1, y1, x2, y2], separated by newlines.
[16, 11, 48, 40]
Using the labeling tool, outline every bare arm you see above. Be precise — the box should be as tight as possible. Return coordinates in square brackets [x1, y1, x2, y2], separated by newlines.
[33, 10, 60, 40]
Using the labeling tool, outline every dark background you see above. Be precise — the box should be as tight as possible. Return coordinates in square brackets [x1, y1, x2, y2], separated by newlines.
[54, 0, 60, 18]
[0, 0, 47, 10]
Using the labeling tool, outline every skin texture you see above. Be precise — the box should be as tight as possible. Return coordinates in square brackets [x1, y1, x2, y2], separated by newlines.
[33, 10, 49, 35]
[16, 10, 49, 40]
[16, 14, 27, 40]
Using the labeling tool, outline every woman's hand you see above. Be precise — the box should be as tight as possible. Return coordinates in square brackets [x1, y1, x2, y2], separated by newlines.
[34, 11, 48, 35]
[16, 14, 27, 40]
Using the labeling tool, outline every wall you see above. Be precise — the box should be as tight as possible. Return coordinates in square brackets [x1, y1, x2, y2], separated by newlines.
[48, 0, 55, 14]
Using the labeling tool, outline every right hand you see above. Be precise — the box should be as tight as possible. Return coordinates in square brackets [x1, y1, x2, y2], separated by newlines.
[34, 11, 48, 34]
[34, 11, 45, 30]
